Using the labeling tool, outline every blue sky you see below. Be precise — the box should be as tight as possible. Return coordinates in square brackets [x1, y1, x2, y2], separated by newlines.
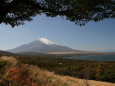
[0, 14, 115, 52]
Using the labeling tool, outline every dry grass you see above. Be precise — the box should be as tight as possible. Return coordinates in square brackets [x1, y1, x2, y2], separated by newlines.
[1, 56, 115, 86]
[46, 52, 113, 55]
[28, 65, 77, 86]
[46, 51, 94, 54]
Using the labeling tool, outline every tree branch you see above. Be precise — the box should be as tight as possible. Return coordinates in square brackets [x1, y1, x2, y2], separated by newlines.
[0, 0, 67, 24]
[0, 0, 22, 23]
[20, 0, 67, 16]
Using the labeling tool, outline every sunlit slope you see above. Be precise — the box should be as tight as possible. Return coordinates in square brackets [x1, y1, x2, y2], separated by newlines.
[0, 56, 115, 86]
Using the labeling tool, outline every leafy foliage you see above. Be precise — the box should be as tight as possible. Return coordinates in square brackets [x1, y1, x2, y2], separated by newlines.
[0, 0, 115, 27]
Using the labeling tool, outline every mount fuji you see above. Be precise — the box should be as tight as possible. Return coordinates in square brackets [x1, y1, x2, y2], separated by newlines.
[7, 38, 77, 54]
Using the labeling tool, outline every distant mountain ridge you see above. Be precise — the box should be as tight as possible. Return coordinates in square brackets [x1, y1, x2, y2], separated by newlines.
[7, 38, 78, 54]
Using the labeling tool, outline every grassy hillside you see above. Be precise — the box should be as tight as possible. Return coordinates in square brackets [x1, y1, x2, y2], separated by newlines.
[17, 55, 115, 83]
[0, 56, 115, 86]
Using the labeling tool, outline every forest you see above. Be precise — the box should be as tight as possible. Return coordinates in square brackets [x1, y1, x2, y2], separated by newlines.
[16, 55, 115, 83]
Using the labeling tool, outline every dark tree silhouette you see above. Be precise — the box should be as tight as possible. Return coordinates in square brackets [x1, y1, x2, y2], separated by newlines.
[0, 0, 115, 27]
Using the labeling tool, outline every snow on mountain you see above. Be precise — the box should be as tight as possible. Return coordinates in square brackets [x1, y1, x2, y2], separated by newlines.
[7, 38, 77, 53]
[38, 38, 56, 45]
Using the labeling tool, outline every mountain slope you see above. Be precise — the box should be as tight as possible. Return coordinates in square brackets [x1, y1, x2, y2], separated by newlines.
[7, 38, 77, 53]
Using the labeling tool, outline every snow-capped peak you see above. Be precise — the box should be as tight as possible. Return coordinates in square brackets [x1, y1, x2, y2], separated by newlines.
[38, 38, 56, 45]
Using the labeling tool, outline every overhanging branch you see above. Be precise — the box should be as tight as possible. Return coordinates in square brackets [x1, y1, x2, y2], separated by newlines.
[20, 0, 67, 16]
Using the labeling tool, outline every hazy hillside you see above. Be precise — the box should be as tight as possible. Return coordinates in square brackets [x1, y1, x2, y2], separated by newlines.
[0, 50, 14, 56]
[0, 56, 115, 86]
[7, 38, 77, 53]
